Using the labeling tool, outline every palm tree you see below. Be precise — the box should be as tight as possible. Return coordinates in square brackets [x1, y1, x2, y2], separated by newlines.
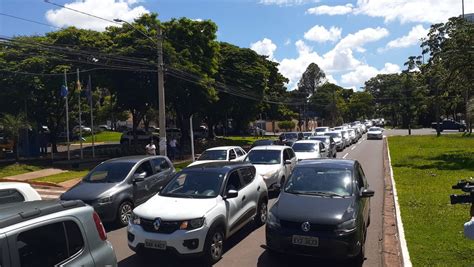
[0, 113, 29, 161]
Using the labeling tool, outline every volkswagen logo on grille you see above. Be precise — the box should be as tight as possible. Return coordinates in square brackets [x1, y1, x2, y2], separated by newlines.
[301, 221, 311, 232]
[153, 218, 162, 231]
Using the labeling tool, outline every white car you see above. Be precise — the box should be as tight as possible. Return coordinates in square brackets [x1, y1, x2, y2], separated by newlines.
[314, 127, 330, 136]
[0, 182, 41, 205]
[292, 140, 328, 160]
[244, 146, 297, 189]
[188, 146, 247, 167]
[127, 162, 268, 264]
[367, 127, 384, 140]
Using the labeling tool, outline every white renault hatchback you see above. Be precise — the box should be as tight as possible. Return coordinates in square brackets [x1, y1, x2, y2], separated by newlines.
[188, 146, 247, 167]
[292, 140, 328, 160]
[127, 162, 268, 264]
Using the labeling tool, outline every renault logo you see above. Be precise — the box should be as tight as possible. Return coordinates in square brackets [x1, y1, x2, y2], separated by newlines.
[153, 218, 162, 231]
[301, 221, 311, 232]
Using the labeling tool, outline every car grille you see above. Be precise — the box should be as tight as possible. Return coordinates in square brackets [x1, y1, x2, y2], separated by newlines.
[140, 218, 181, 234]
[280, 220, 336, 232]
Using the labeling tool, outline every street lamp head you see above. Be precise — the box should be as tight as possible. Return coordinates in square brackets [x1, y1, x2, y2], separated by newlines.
[113, 18, 124, 23]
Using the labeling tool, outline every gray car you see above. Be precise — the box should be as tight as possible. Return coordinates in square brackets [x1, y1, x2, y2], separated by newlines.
[61, 155, 175, 226]
[308, 135, 337, 158]
[0, 200, 117, 266]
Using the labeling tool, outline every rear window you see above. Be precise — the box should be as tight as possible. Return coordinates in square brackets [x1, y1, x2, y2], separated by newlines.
[292, 143, 318, 152]
[0, 189, 24, 205]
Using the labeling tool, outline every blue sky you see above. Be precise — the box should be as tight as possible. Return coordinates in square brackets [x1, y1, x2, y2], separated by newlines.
[1, 0, 472, 90]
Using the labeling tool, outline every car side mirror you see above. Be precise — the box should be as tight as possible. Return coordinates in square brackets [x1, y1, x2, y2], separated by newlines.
[284, 160, 292, 165]
[133, 172, 146, 182]
[225, 189, 238, 199]
[360, 189, 374, 198]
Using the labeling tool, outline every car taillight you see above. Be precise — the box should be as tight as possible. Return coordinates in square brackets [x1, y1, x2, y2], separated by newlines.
[93, 211, 107, 241]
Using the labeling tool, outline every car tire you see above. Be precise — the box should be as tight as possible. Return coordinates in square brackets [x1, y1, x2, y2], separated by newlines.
[254, 199, 268, 227]
[204, 225, 225, 264]
[117, 201, 133, 227]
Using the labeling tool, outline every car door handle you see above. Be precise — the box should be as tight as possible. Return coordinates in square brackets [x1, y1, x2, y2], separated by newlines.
[242, 196, 246, 202]
[257, 186, 260, 191]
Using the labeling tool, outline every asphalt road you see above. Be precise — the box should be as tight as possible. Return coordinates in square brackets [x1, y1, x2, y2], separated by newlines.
[106, 133, 387, 267]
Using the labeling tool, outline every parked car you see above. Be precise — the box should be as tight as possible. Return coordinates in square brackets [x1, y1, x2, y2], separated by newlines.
[292, 140, 327, 160]
[0, 200, 117, 266]
[431, 119, 467, 132]
[0, 182, 41, 205]
[98, 124, 112, 131]
[279, 132, 299, 146]
[367, 127, 384, 140]
[340, 130, 351, 148]
[347, 128, 357, 144]
[249, 126, 266, 136]
[252, 139, 278, 148]
[127, 162, 268, 264]
[61, 156, 175, 226]
[0, 133, 14, 152]
[265, 159, 374, 265]
[314, 127, 330, 136]
[120, 130, 158, 146]
[308, 135, 337, 158]
[324, 131, 344, 152]
[189, 146, 247, 167]
[302, 132, 313, 139]
[244, 146, 297, 190]
[73, 125, 92, 134]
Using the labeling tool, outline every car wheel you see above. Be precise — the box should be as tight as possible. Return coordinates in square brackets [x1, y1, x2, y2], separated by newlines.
[117, 201, 133, 227]
[204, 226, 225, 264]
[255, 199, 268, 227]
[351, 239, 365, 267]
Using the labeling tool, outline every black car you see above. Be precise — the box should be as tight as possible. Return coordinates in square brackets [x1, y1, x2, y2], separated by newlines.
[265, 159, 374, 265]
[308, 135, 337, 158]
[251, 139, 278, 148]
[431, 119, 466, 132]
[61, 155, 175, 226]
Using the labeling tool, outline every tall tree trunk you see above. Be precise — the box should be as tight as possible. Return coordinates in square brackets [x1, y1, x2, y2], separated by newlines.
[15, 132, 19, 161]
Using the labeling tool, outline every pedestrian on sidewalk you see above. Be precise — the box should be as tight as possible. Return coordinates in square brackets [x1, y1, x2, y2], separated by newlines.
[169, 137, 178, 160]
[145, 139, 156, 155]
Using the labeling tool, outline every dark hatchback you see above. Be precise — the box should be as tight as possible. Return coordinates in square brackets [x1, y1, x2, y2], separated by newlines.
[61, 155, 175, 226]
[265, 159, 374, 265]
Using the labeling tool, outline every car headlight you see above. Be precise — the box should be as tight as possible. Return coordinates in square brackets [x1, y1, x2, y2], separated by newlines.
[130, 212, 140, 225]
[180, 218, 205, 230]
[267, 211, 280, 228]
[97, 196, 113, 204]
[335, 218, 357, 234]
[262, 172, 278, 181]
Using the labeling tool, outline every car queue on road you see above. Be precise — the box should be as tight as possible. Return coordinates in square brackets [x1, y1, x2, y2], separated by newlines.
[0, 120, 381, 266]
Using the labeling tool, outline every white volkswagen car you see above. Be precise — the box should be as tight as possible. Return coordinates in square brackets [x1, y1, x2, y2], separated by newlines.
[367, 127, 384, 140]
[127, 162, 268, 264]
[188, 146, 247, 167]
[292, 140, 328, 160]
[244, 146, 297, 189]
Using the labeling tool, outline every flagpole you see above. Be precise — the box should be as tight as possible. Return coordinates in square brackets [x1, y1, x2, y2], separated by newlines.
[77, 68, 83, 159]
[88, 75, 95, 158]
[64, 70, 71, 160]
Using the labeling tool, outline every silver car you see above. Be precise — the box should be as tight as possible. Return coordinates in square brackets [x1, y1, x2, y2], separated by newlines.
[0, 200, 117, 266]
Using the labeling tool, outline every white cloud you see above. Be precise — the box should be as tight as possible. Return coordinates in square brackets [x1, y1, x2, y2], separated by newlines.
[340, 62, 401, 89]
[380, 25, 428, 52]
[354, 0, 474, 24]
[307, 4, 353, 15]
[45, 0, 149, 31]
[304, 25, 342, 43]
[335, 27, 389, 51]
[250, 38, 278, 60]
[192, 18, 203, 22]
[259, 0, 319, 6]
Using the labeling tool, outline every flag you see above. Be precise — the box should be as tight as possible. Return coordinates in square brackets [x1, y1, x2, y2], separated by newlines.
[60, 85, 68, 97]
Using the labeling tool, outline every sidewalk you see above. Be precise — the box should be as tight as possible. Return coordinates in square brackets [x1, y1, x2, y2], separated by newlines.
[2, 168, 67, 181]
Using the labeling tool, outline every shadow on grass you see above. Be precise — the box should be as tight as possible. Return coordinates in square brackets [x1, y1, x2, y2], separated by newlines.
[393, 151, 474, 171]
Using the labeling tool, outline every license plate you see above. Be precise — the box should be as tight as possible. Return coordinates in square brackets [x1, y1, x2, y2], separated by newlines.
[292, 235, 319, 247]
[144, 239, 166, 250]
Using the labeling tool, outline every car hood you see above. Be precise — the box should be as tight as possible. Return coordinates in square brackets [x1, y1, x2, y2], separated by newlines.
[273, 192, 355, 225]
[133, 194, 218, 220]
[61, 181, 119, 201]
[295, 152, 320, 160]
[188, 160, 227, 167]
[368, 131, 382, 135]
[332, 137, 342, 143]
[254, 164, 282, 177]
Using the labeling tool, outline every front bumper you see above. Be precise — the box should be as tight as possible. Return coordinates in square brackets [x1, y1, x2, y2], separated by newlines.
[367, 134, 382, 139]
[265, 224, 361, 259]
[127, 223, 208, 255]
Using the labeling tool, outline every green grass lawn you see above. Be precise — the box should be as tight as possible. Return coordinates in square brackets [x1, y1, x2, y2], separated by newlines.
[32, 170, 89, 184]
[82, 131, 121, 143]
[0, 164, 44, 178]
[174, 161, 191, 172]
[222, 136, 275, 146]
[388, 134, 474, 266]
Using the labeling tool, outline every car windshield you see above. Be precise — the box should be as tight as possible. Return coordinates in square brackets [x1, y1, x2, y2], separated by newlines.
[292, 143, 317, 152]
[325, 132, 341, 138]
[160, 170, 224, 198]
[198, 150, 227, 160]
[284, 167, 353, 197]
[245, 150, 281, 164]
[315, 128, 327, 132]
[303, 132, 312, 137]
[83, 162, 135, 183]
[282, 133, 298, 139]
[369, 128, 381, 132]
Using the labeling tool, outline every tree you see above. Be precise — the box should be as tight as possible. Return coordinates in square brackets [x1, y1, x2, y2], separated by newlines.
[277, 121, 295, 132]
[309, 83, 346, 127]
[0, 113, 29, 161]
[297, 63, 326, 97]
[347, 92, 374, 121]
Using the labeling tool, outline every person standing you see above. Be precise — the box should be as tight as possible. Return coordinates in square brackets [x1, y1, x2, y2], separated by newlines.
[169, 137, 178, 160]
[145, 140, 156, 155]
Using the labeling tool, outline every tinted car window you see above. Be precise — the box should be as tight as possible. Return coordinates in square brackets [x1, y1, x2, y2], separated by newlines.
[135, 161, 154, 177]
[245, 150, 281, 164]
[152, 158, 170, 172]
[288, 149, 296, 159]
[226, 171, 242, 191]
[160, 170, 224, 198]
[198, 150, 227, 160]
[0, 189, 24, 205]
[235, 148, 244, 157]
[292, 143, 317, 152]
[229, 149, 237, 160]
[240, 167, 255, 186]
[83, 161, 134, 183]
[65, 221, 84, 256]
[284, 166, 353, 196]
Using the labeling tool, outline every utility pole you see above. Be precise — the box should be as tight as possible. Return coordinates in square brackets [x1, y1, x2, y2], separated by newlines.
[462, 0, 465, 18]
[64, 70, 70, 160]
[77, 68, 83, 159]
[157, 25, 167, 156]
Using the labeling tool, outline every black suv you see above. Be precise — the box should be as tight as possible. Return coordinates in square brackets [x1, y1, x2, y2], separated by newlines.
[431, 119, 466, 132]
[266, 159, 374, 266]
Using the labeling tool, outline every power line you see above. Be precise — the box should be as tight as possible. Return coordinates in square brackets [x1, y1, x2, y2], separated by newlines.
[0, 12, 62, 29]
[0, 67, 156, 76]
[44, 0, 121, 26]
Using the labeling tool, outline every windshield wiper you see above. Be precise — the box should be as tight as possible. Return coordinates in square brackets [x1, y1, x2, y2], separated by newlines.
[305, 191, 345, 197]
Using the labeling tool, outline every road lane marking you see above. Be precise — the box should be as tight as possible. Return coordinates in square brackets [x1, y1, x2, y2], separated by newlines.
[351, 145, 356, 150]
[342, 153, 348, 159]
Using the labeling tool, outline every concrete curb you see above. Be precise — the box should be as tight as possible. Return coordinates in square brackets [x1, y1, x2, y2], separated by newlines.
[384, 138, 412, 267]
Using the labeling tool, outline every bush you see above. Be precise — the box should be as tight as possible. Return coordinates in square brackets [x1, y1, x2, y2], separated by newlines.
[278, 121, 295, 132]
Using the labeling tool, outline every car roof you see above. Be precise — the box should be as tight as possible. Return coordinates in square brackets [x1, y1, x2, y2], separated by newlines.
[184, 161, 253, 171]
[206, 146, 241, 151]
[0, 182, 34, 190]
[294, 140, 321, 144]
[296, 159, 356, 169]
[105, 155, 168, 164]
[250, 145, 287, 151]
[0, 200, 85, 229]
